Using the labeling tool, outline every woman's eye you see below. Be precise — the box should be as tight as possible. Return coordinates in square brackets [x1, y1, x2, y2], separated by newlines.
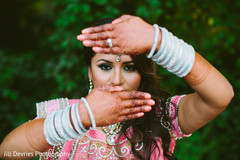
[98, 64, 112, 70]
[124, 65, 136, 72]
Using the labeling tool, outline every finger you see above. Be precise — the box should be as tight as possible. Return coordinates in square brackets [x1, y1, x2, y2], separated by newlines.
[83, 40, 109, 48]
[118, 112, 144, 122]
[122, 99, 155, 107]
[83, 38, 117, 48]
[92, 47, 121, 55]
[78, 32, 112, 41]
[118, 91, 152, 100]
[121, 105, 152, 115]
[81, 23, 113, 34]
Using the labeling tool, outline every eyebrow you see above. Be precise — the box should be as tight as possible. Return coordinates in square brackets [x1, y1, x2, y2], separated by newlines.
[97, 59, 135, 64]
[97, 59, 113, 64]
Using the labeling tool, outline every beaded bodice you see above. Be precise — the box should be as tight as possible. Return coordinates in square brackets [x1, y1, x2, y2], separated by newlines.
[69, 128, 143, 159]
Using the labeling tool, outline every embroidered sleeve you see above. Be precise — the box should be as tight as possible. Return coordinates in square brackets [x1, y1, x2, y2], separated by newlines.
[36, 98, 69, 118]
[168, 95, 192, 139]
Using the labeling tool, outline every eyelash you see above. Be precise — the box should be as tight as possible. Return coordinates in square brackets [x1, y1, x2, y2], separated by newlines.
[98, 64, 136, 72]
[124, 65, 136, 71]
[98, 64, 112, 71]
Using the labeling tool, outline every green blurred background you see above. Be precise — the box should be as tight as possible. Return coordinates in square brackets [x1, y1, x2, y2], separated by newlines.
[0, 0, 239, 159]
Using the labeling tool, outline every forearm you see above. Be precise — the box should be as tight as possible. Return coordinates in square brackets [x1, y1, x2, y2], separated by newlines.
[184, 52, 234, 109]
[0, 119, 51, 160]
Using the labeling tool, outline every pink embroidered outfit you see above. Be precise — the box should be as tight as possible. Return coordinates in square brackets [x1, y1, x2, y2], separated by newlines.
[36, 96, 190, 160]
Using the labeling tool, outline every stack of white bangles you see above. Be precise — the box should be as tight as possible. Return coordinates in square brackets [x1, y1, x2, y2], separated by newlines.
[44, 97, 95, 146]
[147, 24, 195, 77]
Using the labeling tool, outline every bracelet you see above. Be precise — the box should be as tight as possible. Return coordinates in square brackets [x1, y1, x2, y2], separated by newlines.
[149, 27, 195, 77]
[55, 109, 72, 141]
[74, 102, 88, 132]
[44, 102, 92, 146]
[49, 111, 63, 145]
[81, 97, 96, 129]
[147, 24, 159, 58]
[44, 112, 59, 146]
[71, 103, 87, 135]
[62, 106, 79, 139]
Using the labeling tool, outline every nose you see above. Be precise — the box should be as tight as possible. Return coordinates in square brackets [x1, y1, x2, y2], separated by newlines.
[111, 68, 124, 86]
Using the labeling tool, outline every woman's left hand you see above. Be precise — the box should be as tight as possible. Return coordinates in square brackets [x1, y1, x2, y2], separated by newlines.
[77, 15, 160, 55]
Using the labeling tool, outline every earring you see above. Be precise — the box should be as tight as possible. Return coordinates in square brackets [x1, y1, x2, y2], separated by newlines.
[88, 79, 93, 94]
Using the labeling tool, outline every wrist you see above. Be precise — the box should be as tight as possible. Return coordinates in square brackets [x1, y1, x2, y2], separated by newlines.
[146, 25, 156, 52]
[183, 52, 212, 85]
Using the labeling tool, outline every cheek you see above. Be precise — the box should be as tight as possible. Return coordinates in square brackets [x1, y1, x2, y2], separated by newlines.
[127, 73, 142, 90]
[91, 69, 109, 87]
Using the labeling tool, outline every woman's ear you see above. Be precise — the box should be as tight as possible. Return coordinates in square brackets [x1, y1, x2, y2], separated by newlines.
[88, 67, 92, 79]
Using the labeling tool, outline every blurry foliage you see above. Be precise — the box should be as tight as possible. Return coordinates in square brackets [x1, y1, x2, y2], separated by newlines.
[0, 0, 239, 159]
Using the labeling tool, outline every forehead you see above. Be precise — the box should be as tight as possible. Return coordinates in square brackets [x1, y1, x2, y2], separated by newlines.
[92, 53, 133, 62]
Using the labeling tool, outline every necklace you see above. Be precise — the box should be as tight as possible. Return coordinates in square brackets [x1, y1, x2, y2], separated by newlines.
[102, 122, 123, 145]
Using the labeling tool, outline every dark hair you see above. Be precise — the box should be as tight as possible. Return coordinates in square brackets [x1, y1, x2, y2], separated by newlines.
[83, 18, 176, 160]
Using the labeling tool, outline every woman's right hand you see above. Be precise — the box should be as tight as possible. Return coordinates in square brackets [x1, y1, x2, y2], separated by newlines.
[79, 85, 155, 127]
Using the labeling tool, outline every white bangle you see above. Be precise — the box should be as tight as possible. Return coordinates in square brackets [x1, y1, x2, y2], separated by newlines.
[81, 97, 96, 129]
[74, 102, 88, 132]
[44, 112, 60, 146]
[147, 24, 159, 58]
[71, 103, 87, 135]
[150, 27, 195, 77]
[55, 109, 72, 141]
[43, 113, 53, 145]
[62, 106, 79, 139]
[151, 27, 167, 63]
[49, 111, 63, 144]
[44, 101, 94, 146]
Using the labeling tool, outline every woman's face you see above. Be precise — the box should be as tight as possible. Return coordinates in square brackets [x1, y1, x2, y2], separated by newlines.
[89, 53, 142, 91]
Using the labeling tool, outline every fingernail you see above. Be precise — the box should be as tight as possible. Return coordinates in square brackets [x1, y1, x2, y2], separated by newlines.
[149, 100, 155, 105]
[83, 40, 90, 46]
[82, 29, 89, 34]
[145, 93, 151, 99]
[77, 35, 84, 40]
[145, 106, 152, 111]
[137, 112, 144, 117]
[92, 47, 100, 52]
